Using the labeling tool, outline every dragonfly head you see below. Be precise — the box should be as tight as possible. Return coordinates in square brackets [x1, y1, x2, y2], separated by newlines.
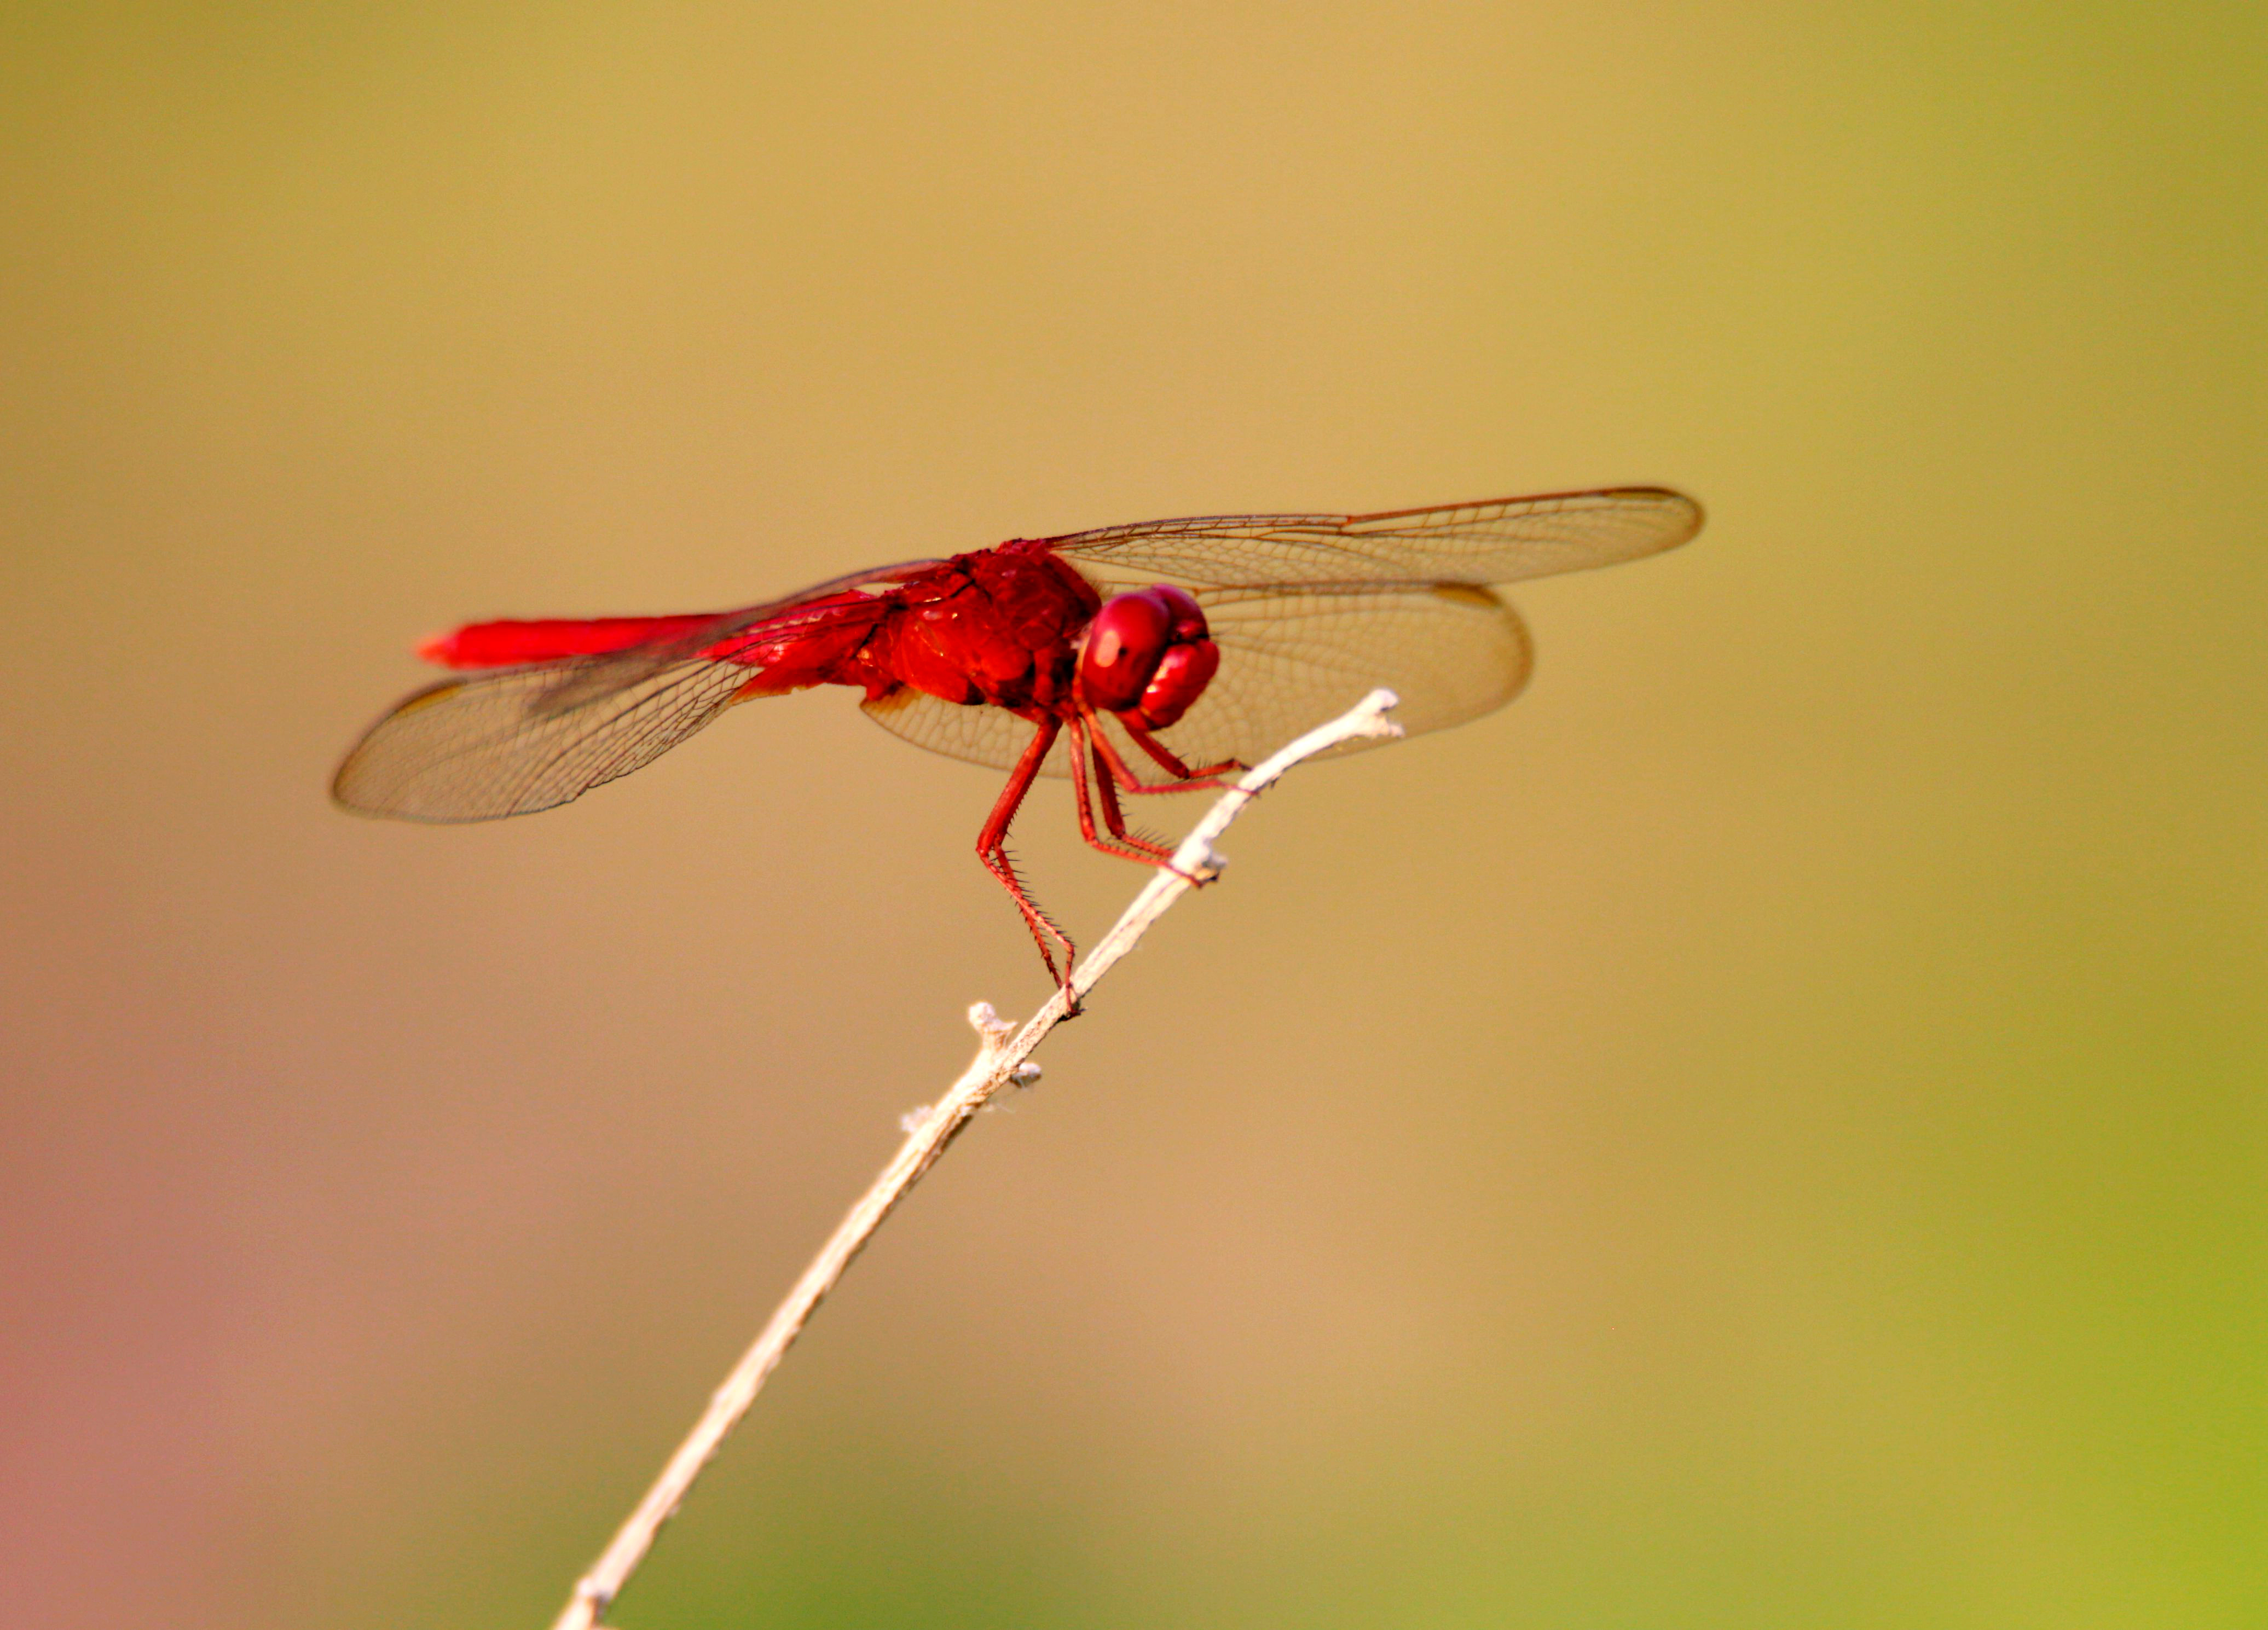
[1074, 585, 1219, 730]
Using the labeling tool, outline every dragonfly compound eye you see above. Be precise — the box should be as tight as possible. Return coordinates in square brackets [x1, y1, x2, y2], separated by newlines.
[1077, 590, 1176, 712]
[1149, 583, 1208, 644]
[1077, 587, 1219, 727]
[1129, 635, 1219, 730]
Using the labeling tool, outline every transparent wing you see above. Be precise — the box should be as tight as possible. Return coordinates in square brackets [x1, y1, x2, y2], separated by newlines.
[1156, 582, 1531, 770]
[860, 581, 1529, 779]
[1045, 486, 1700, 588]
[861, 686, 1070, 776]
[332, 653, 761, 821]
[332, 576, 918, 821]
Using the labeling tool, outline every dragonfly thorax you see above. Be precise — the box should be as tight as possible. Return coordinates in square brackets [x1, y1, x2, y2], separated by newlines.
[852, 546, 1100, 713]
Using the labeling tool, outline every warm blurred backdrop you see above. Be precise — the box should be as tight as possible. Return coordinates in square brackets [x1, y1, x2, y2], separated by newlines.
[3, 4, 2262, 1627]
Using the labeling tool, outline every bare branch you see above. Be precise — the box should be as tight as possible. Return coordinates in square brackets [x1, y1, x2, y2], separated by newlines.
[548, 688, 1404, 1630]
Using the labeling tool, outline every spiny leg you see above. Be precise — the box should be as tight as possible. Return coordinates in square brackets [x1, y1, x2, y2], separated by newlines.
[1066, 714, 1179, 866]
[978, 716, 1077, 995]
[1068, 714, 1227, 893]
[1110, 715, 1245, 792]
[1084, 721, 1181, 796]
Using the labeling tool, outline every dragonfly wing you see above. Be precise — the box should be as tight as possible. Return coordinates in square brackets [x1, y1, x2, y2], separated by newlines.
[858, 580, 1529, 782]
[332, 649, 762, 821]
[1154, 581, 1530, 770]
[1046, 486, 1700, 588]
[335, 561, 937, 821]
[861, 689, 1069, 776]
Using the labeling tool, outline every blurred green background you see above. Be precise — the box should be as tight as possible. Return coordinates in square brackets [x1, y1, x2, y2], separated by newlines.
[3, 3, 2262, 1627]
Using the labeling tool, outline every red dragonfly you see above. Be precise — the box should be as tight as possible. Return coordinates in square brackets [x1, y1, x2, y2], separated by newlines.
[334, 486, 1701, 988]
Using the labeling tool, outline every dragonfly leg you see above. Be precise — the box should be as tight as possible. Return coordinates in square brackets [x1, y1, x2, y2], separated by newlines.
[1067, 715, 1179, 866]
[1067, 714, 1223, 892]
[978, 716, 1078, 1000]
[1115, 717, 1246, 791]
[1086, 723, 1182, 795]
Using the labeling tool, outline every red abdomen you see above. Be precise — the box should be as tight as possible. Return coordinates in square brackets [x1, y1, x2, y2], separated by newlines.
[421, 615, 724, 668]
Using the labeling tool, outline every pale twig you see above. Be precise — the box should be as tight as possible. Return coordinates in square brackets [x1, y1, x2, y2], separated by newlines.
[548, 688, 1404, 1630]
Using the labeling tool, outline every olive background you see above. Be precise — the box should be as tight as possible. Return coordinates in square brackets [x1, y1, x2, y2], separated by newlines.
[3, 4, 2261, 1627]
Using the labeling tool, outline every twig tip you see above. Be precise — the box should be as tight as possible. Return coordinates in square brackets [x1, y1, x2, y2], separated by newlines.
[1355, 687, 1404, 738]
